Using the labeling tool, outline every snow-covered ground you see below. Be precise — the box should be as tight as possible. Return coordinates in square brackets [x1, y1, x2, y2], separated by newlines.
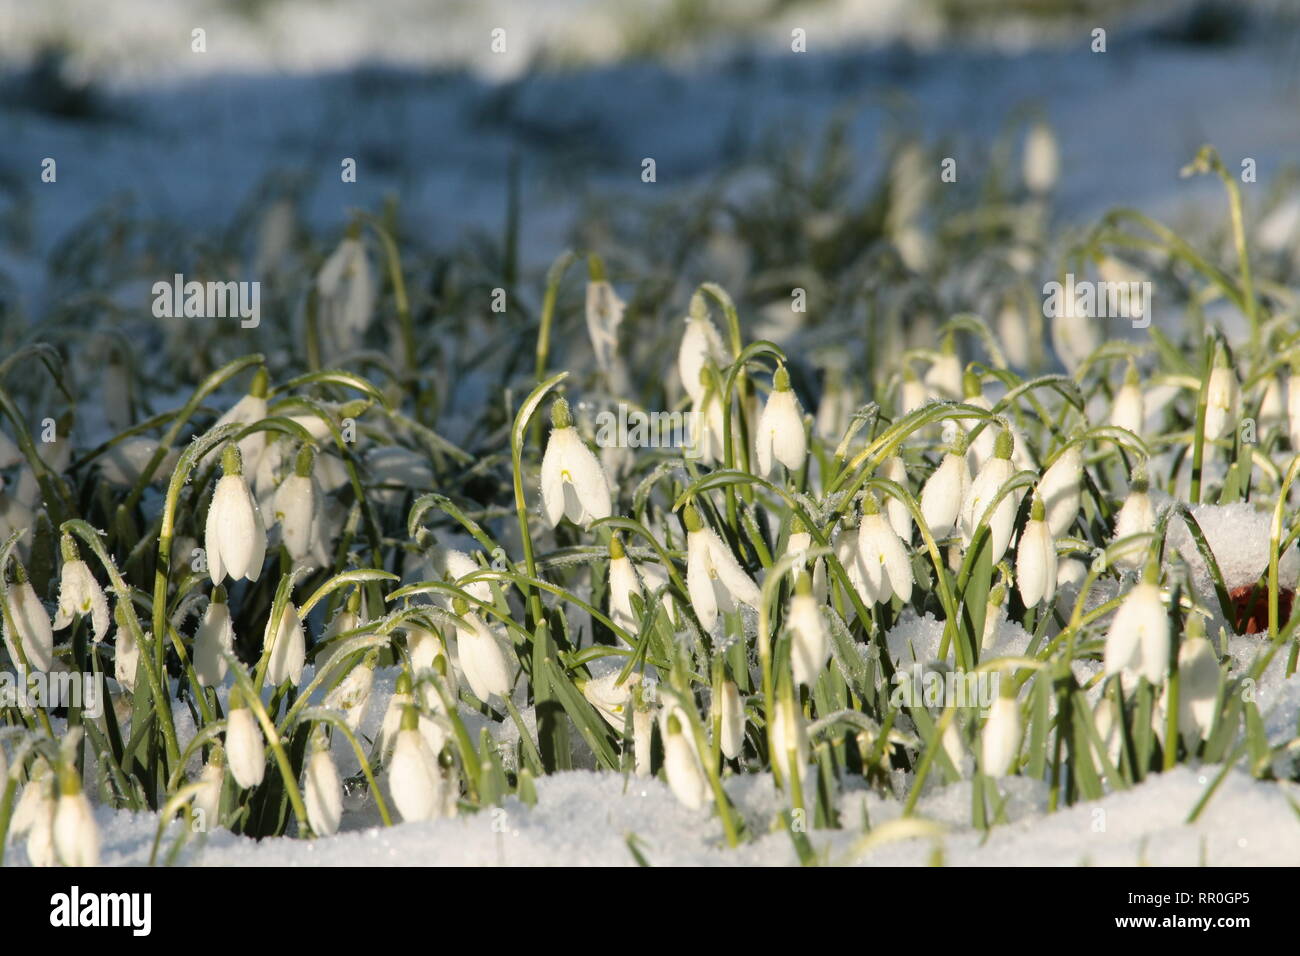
[46, 763, 1296, 867]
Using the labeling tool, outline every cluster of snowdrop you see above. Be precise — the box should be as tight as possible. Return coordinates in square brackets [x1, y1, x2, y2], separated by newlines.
[3, 138, 1300, 865]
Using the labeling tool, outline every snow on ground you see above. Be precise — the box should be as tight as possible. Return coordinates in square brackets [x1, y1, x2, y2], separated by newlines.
[9, 762, 1291, 867]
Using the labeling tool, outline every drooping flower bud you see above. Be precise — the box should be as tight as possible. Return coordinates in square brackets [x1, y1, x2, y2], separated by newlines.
[52, 535, 110, 643]
[194, 586, 235, 687]
[205, 444, 267, 585]
[226, 686, 266, 789]
[540, 398, 613, 528]
[303, 731, 343, 837]
[684, 505, 762, 631]
[53, 762, 100, 867]
[755, 365, 806, 477]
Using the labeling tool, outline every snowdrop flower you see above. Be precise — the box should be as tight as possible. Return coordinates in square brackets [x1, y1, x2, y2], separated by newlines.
[1111, 467, 1155, 571]
[691, 385, 729, 466]
[755, 365, 806, 477]
[453, 600, 513, 703]
[677, 304, 728, 404]
[388, 706, 448, 822]
[1093, 696, 1124, 766]
[633, 703, 654, 777]
[716, 680, 745, 760]
[193, 749, 225, 827]
[226, 687, 266, 789]
[684, 505, 762, 631]
[771, 689, 809, 788]
[787, 574, 829, 688]
[982, 583, 1008, 651]
[1016, 497, 1057, 608]
[1203, 353, 1239, 442]
[213, 368, 270, 476]
[3, 564, 54, 674]
[324, 650, 376, 731]
[53, 763, 99, 867]
[424, 540, 492, 607]
[585, 273, 627, 387]
[925, 337, 963, 402]
[1258, 375, 1284, 432]
[541, 398, 612, 528]
[316, 227, 375, 352]
[1039, 444, 1082, 537]
[264, 600, 306, 687]
[303, 732, 343, 838]
[961, 428, 1019, 564]
[51, 539, 109, 643]
[1109, 362, 1144, 436]
[272, 445, 319, 562]
[856, 495, 914, 605]
[981, 683, 1021, 777]
[788, 522, 811, 561]
[607, 535, 640, 633]
[879, 455, 912, 539]
[193, 586, 234, 687]
[380, 672, 450, 759]
[579, 662, 637, 731]
[661, 709, 709, 810]
[12, 757, 56, 866]
[920, 437, 970, 537]
[899, 368, 928, 418]
[1177, 630, 1220, 745]
[205, 445, 267, 585]
[1104, 577, 1169, 686]
[1023, 121, 1059, 194]
[606, 535, 657, 641]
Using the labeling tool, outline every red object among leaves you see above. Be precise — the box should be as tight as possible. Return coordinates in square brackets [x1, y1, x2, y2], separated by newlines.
[1228, 585, 1294, 635]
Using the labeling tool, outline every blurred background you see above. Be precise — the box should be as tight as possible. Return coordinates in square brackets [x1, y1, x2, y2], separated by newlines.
[0, 0, 1298, 325]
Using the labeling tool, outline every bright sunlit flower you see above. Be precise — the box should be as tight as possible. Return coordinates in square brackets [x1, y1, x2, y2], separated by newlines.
[4, 565, 54, 674]
[205, 444, 267, 585]
[53, 762, 100, 867]
[856, 495, 913, 605]
[226, 687, 266, 789]
[661, 708, 709, 810]
[920, 441, 970, 537]
[981, 686, 1021, 777]
[453, 600, 513, 703]
[1104, 579, 1169, 685]
[684, 505, 762, 631]
[265, 600, 306, 687]
[787, 574, 829, 688]
[961, 427, 1019, 564]
[541, 398, 612, 528]
[304, 732, 343, 838]
[755, 365, 806, 477]
[1016, 497, 1057, 608]
[194, 586, 234, 687]
[1203, 356, 1239, 441]
[52, 536, 110, 642]
[1039, 444, 1082, 537]
[677, 304, 728, 404]
[273, 445, 319, 562]
[389, 706, 449, 822]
